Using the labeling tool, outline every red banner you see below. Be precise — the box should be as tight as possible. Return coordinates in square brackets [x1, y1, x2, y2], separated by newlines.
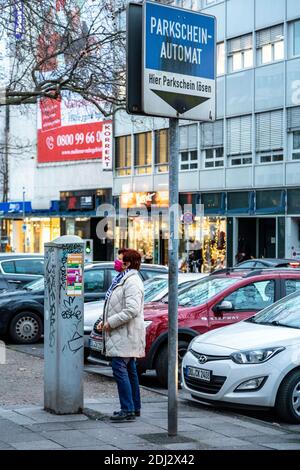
[37, 120, 113, 163]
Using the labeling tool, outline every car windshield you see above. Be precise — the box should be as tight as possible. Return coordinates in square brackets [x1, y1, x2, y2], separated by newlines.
[144, 278, 168, 302]
[25, 278, 44, 291]
[174, 277, 239, 307]
[246, 292, 300, 329]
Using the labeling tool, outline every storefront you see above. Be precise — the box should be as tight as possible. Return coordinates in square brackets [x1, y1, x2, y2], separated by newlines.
[178, 193, 227, 273]
[0, 201, 61, 253]
[116, 191, 169, 265]
[60, 188, 113, 261]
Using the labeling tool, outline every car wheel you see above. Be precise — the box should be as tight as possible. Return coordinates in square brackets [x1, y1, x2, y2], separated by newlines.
[275, 370, 300, 423]
[155, 340, 190, 388]
[9, 312, 43, 344]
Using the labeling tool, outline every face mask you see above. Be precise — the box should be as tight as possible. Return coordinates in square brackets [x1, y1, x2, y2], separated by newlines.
[114, 259, 123, 272]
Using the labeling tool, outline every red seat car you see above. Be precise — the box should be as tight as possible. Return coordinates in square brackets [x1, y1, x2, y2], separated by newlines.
[88, 269, 300, 387]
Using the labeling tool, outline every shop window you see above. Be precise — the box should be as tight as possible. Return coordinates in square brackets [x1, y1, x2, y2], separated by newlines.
[256, 24, 284, 65]
[202, 217, 226, 272]
[180, 150, 198, 171]
[227, 34, 253, 73]
[204, 147, 224, 168]
[155, 129, 169, 173]
[115, 135, 132, 176]
[292, 131, 300, 160]
[287, 189, 300, 214]
[227, 192, 252, 213]
[256, 190, 285, 214]
[223, 280, 275, 311]
[1, 260, 15, 274]
[217, 42, 225, 76]
[84, 269, 105, 293]
[15, 259, 44, 275]
[134, 132, 152, 174]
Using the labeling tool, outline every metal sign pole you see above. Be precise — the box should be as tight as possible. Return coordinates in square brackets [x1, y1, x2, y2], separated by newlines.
[168, 117, 179, 437]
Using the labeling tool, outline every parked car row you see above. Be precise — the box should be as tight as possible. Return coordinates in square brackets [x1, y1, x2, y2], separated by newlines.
[88, 268, 300, 422]
[0, 261, 168, 343]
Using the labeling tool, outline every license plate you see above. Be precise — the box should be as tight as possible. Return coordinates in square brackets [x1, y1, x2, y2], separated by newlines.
[187, 367, 211, 382]
[90, 338, 103, 352]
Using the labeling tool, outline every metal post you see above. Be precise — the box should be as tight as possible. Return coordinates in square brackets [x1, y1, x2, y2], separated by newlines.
[22, 187, 25, 252]
[44, 235, 84, 414]
[168, 117, 179, 436]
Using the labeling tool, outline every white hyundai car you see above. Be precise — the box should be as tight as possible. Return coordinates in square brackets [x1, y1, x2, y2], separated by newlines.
[182, 291, 300, 423]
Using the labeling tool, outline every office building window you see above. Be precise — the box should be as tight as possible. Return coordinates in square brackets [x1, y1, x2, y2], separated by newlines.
[134, 132, 152, 174]
[227, 115, 252, 164]
[292, 131, 300, 160]
[115, 135, 132, 176]
[227, 34, 253, 72]
[201, 120, 224, 168]
[256, 24, 284, 65]
[155, 129, 169, 173]
[217, 42, 225, 75]
[256, 110, 283, 163]
[180, 124, 198, 171]
[204, 148, 224, 168]
[294, 21, 300, 56]
[180, 150, 198, 170]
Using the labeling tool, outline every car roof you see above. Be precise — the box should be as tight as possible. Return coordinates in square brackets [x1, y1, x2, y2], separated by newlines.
[238, 258, 298, 265]
[85, 262, 168, 270]
[0, 253, 44, 259]
[211, 267, 300, 279]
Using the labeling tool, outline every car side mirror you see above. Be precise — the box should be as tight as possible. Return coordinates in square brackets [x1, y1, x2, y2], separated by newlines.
[214, 300, 234, 313]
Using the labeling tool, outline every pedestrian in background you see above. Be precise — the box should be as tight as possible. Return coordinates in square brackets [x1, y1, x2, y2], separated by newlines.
[97, 249, 145, 422]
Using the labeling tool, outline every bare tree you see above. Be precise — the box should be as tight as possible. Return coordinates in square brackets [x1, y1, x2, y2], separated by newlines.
[0, 0, 127, 115]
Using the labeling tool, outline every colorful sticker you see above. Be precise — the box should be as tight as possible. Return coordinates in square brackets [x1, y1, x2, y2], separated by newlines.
[66, 253, 83, 296]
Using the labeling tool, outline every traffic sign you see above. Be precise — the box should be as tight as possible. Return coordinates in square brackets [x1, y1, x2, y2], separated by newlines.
[182, 211, 194, 225]
[143, 1, 216, 121]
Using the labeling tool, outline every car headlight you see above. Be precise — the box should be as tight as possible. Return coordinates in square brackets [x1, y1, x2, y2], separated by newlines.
[231, 347, 285, 364]
[144, 321, 152, 329]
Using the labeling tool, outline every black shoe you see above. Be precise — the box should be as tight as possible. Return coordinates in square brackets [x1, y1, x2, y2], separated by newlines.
[110, 411, 136, 422]
[113, 410, 141, 417]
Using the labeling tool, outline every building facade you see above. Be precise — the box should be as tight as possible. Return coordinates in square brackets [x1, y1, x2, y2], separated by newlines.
[112, 0, 300, 270]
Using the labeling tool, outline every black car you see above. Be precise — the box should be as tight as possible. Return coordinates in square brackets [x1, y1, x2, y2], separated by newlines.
[0, 262, 168, 344]
[0, 253, 44, 292]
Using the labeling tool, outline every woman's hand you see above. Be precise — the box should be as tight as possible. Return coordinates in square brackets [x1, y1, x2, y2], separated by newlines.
[96, 321, 103, 332]
[102, 322, 111, 333]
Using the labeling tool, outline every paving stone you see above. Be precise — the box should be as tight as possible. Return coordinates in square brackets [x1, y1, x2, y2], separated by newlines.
[67, 445, 119, 450]
[11, 440, 64, 450]
[0, 410, 36, 425]
[24, 422, 80, 432]
[41, 429, 107, 448]
[262, 442, 300, 450]
[82, 427, 152, 445]
[14, 408, 89, 423]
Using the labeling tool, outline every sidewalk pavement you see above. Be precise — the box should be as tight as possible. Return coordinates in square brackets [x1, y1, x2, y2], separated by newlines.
[0, 396, 300, 450]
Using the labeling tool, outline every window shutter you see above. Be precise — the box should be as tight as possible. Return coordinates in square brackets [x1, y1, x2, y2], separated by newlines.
[228, 33, 252, 53]
[201, 120, 223, 148]
[180, 124, 197, 149]
[256, 110, 283, 151]
[227, 116, 252, 155]
[287, 107, 300, 131]
[256, 24, 283, 48]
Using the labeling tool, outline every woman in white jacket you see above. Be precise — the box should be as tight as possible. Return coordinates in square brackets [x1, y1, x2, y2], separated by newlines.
[97, 249, 145, 422]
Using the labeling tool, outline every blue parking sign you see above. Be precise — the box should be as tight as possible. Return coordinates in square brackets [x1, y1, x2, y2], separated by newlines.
[143, 1, 216, 121]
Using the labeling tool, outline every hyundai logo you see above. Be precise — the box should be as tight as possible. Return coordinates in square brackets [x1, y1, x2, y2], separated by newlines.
[198, 355, 208, 364]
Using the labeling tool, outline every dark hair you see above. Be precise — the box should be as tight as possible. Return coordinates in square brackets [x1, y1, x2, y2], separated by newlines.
[118, 248, 128, 255]
[123, 249, 142, 270]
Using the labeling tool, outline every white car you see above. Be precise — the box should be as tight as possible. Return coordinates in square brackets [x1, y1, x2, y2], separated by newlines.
[84, 273, 205, 350]
[182, 291, 300, 423]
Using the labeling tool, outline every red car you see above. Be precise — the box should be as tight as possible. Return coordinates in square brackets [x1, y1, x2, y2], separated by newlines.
[88, 269, 300, 387]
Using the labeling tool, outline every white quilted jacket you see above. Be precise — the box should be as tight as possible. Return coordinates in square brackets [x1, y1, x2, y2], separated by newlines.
[103, 270, 145, 358]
